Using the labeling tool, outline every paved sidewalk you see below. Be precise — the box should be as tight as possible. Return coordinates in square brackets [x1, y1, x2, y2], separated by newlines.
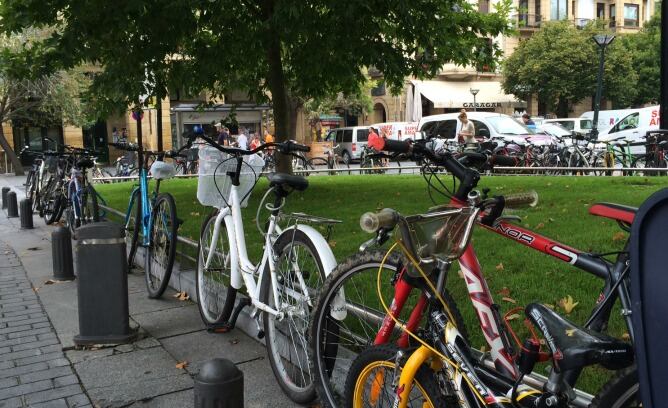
[0, 175, 299, 408]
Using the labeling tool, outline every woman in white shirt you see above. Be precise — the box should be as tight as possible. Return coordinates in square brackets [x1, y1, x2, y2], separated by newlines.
[458, 110, 478, 150]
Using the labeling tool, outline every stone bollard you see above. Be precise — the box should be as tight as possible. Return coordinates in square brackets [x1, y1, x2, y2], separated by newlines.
[1, 187, 9, 209]
[194, 359, 244, 408]
[73, 222, 135, 345]
[52, 227, 74, 281]
[20, 198, 33, 229]
[6, 191, 18, 217]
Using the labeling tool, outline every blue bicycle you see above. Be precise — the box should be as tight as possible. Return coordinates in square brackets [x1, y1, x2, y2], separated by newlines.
[109, 142, 185, 298]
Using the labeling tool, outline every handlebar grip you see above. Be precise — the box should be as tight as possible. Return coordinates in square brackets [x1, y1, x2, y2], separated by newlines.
[287, 141, 310, 153]
[359, 209, 399, 233]
[504, 191, 538, 208]
[381, 140, 411, 154]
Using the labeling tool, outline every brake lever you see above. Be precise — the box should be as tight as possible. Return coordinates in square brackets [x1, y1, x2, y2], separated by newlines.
[358, 228, 392, 252]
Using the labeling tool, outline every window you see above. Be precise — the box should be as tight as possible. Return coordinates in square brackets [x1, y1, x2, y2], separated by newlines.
[471, 120, 491, 138]
[422, 120, 457, 139]
[479, 0, 490, 13]
[580, 119, 593, 130]
[597, 2, 606, 18]
[356, 129, 369, 142]
[336, 130, 343, 143]
[556, 120, 575, 130]
[609, 113, 639, 133]
[518, 0, 528, 24]
[624, 4, 639, 26]
[487, 116, 532, 135]
[535, 0, 542, 19]
[610, 4, 617, 25]
[343, 129, 353, 143]
[550, 0, 568, 19]
[325, 131, 335, 142]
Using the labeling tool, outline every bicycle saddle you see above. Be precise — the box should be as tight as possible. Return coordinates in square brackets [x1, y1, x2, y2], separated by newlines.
[267, 173, 309, 193]
[525, 303, 634, 372]
[589, 202, 636, 224]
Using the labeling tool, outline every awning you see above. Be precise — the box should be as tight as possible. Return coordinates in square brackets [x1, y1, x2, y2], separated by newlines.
[412, 80, 521, 109]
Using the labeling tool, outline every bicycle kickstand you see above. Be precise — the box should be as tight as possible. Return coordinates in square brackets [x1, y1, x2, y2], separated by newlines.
[207, 297, 251, 334]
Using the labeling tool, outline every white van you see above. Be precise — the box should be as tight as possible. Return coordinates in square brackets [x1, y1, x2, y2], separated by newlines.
[597, 105, 661, 147]
[580, 108, 648, 132]
[372, 122, 419, 141]
[543, 118, 593, 136]
[324, 126, 369, 163]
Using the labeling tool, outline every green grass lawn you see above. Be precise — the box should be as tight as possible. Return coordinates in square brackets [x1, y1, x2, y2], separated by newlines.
[96, 174, 665, 394]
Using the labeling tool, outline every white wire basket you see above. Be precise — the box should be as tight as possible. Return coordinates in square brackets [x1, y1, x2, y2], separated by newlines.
[197, 146, 265, 208]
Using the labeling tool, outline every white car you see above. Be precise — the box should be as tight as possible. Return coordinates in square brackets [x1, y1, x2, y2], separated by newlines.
[417, 111, 534, 145]
[543, 118, 593, 136]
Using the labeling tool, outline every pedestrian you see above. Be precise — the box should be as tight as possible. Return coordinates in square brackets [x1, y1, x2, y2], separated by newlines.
[457, 110, 478, 150]
[237, 127, 249, 150]
[264, 130, 274, 144]
[367, 126, 383, 151]
[112, 127, 119, 143]
[216, 123, 229, 146]
[522, 113, 536, 131]
[120, 128, 128, 143]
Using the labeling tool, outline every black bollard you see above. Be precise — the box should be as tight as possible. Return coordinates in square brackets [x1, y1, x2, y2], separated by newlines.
[6, 191, 18, 217]
[74, 222, 135, 345]
[1, 187, 9, 209]
[194, 359, 244, 408]
[20, 198, 33, 229]
[52, 227, 74, 281]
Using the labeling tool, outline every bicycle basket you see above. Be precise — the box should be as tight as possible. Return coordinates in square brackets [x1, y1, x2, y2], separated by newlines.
[149, 160, 176, 180]
[404, 206, 478, 266]
[197, 146, 265, 208]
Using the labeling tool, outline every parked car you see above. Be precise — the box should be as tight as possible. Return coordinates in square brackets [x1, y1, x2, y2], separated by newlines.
[543, 118, 593, 136]
[416, 111, 535, 146]
[596, 105, 660, 154]
[580, 107, 654, 132]
[324, 126, 369, 163]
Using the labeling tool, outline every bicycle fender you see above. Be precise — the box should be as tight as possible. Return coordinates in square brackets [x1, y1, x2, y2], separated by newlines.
[282, 224, 347, 320]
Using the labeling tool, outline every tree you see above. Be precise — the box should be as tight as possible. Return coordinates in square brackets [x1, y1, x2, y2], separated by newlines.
[621, 12, 661, 106]
[0, 29, 94, 174]
[2, 0, 512, 172]
[502, 21, 638, 117]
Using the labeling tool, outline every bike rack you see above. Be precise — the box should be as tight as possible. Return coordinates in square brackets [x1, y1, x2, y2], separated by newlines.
[630, 187, 668, 408]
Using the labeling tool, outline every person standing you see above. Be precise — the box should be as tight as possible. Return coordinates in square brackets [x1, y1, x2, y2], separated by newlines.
[367, 126, 383, 151]
[457, 110, 477, 149]
[112, 127, 120, 143]
[216, 123, 229, 146]
[237, 127, 249, 150]
[522, 113, 536, 131]
[249, 133, 261, 150]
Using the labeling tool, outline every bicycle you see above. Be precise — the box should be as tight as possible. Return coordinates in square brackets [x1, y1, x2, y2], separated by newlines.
[110, 142, 184, 299]
[192, 133, 340, 403]
[308, 144, 351, 176]
[309, 138, 639, 407]
[359, 145, 402, 175]
[594, 136, 644, 176]
[63, 153, 101, 235]
[639, 130, 668, 175]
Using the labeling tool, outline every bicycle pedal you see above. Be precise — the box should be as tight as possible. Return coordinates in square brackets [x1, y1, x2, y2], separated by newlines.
[256, 330, 265, 339]
[208, 323, 233, 334]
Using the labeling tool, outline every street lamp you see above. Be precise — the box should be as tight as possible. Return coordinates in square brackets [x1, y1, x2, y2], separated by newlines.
[591, 34, 615, 140]
[470, 88, 480, 112]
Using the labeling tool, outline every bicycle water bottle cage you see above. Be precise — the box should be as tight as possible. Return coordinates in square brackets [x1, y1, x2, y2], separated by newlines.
[525, 303, 634, 373]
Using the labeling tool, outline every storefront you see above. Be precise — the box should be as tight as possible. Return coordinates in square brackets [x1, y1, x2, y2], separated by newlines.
[170, 103, 271, 147]
[12, 124, 64, 165]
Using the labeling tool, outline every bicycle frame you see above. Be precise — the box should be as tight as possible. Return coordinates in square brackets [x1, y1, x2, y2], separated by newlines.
[370, 202, 629, 386]
[124, 167, 156, 246]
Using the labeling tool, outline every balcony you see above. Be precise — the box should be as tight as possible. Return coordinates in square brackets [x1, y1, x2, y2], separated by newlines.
[512, 13, 542, 30]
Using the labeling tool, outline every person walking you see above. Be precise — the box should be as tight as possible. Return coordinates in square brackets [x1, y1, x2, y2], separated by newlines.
[237, 128, 249, 150]
[216, 123, 229, 146]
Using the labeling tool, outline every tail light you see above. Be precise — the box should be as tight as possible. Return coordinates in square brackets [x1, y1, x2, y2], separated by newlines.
[352, 143, 357, 152]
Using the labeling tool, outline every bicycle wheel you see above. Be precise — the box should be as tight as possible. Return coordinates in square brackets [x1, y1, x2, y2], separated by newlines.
[44, 186, 65, 225]
[196, 210, 237, 324]
[126, 189, 142, 269]
[260, 228, 327, 404]
[309, 250, 467, 408]
[144, 193, 178, 298]
[344, 345, 445, 408]
[631, 155, 646, 177]
[308, 157, 328, 175]
[589, 366, 639, 408]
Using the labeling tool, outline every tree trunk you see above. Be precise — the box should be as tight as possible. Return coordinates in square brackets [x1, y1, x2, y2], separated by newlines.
[287, 96, 301, 142]
[262, 0, 292, 174]
[556, 98, 569, 118]
[0, 123, 24, 176]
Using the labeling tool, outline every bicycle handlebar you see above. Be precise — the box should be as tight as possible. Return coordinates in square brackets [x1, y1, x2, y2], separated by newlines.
[503, 190, 539, 208]
[190, 133, 310, 156]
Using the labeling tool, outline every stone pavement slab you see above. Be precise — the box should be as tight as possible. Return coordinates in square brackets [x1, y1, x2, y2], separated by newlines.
[131, 304, 206, 339]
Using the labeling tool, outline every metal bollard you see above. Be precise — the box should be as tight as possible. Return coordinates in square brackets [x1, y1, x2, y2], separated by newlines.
[73, 222, 135, 345]
[52, 227, 74, 281]
[1, 186, 9, 209]
[20, 198, 33, 229]
[194, 359, 244, 408]
[6, 191, 18, 217]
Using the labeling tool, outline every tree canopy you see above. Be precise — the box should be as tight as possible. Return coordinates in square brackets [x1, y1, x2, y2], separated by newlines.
[620, 11, 661, 106]
[1, 0, 512, 170]
[502, 20, 638, 117]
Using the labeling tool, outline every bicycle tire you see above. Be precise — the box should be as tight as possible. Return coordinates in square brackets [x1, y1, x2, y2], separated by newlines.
[589, 366, 639, 408]
[126, 189, 142, 270]
[83, 185, 100, 224]
[344, 345, 445, 408]
[45, 188, 64, 225]
[144, 193, 178, 299]
[308, 157, 329, 175]
[309, 250, 468, 408]
[260, 228, 327, 404]
[196, 209, 237, 325]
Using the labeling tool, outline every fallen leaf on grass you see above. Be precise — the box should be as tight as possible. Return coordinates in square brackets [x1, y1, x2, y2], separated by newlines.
[502, 297, 517, 304]
[622, 332, 631, 341]
[457, 270, 464, 278]
[497, 287, 511, 297]
[329, 241, 337, 248]
[495, 263, 504, 271]
[535, 223, 545, 230]
[506, 314, 520, 321]
[175, 361, 188, 370]
[558, 295, 579, 314]
[612, 232, 626, 242]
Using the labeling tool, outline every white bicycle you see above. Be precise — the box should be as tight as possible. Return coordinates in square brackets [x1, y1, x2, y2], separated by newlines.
[193, 134, 340, 404]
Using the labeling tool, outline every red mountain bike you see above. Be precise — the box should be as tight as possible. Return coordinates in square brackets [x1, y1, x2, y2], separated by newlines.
[309, 139, 637, 408]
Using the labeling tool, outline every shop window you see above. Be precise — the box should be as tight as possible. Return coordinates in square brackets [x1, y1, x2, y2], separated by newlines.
[610, 4, 617, 26]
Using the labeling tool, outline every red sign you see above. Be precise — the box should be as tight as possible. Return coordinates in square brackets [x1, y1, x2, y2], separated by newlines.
[132, 110, 144, 121]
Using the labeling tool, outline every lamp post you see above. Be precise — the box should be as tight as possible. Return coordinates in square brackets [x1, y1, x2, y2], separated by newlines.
[591, 34, 615, 140]
[470, 88, 480, 111]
